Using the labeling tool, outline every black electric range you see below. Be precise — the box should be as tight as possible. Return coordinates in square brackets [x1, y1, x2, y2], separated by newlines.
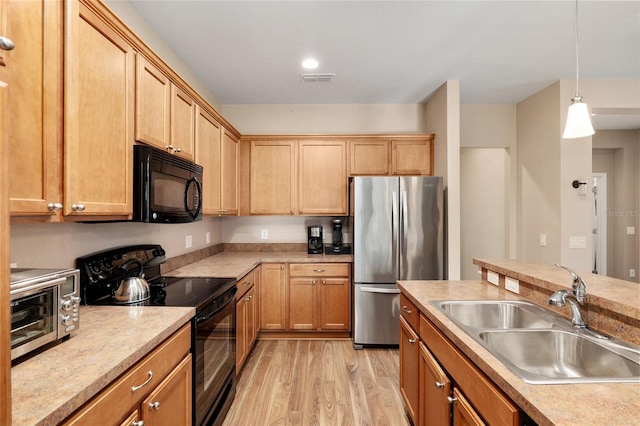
[76, 244, 237, 426]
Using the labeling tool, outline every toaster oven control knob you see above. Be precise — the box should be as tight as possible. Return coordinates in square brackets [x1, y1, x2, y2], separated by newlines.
[60, 314, 72, 326]
[61, 300, 73, 311]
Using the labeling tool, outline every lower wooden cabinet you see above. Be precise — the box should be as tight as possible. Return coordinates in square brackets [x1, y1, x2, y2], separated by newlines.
[260, 263, 288, 330]
[419, 342, 451, 426]
[236, 267, 260, 372]
[399, 315, 420, 423]
[63, 324, 192, 426]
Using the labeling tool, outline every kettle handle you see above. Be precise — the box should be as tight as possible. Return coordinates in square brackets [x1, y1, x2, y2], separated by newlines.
[120, 259, 144, 278]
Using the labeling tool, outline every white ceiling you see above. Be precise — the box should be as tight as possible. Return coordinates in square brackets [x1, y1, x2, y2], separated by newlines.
[126, 0, 639, 106]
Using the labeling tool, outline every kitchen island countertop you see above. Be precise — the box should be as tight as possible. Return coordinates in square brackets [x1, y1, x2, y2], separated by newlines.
[397, 279, 640, 426]
[11, 305, 194, 426]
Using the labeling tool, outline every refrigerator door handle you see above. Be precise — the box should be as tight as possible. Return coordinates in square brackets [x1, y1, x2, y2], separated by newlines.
[400, 190, 408, 276]
[392, 190, 399, 274]
[359, 286, 401, 294]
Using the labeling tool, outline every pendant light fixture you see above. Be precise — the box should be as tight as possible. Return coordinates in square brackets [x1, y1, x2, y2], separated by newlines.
[562, 0, 595, 139]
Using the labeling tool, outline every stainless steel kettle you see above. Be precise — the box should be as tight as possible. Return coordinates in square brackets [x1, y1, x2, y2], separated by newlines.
[112, 259, 150, 304]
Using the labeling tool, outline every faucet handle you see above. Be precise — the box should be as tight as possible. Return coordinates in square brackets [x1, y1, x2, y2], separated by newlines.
[555, 264, 587, 301]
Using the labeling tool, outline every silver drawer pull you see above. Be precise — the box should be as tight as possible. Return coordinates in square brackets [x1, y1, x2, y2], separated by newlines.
[132, 421, 145, 426]
[131, 371, 153, 392]
[313, 269, 325, 273]
[408, 338, 416, 344]
[447, 396, 458, 404]
[243, 280, 251, 286]
[402, 305, 412, 314]
[435, 381, 445, 388]
[149, 401, 161, 410]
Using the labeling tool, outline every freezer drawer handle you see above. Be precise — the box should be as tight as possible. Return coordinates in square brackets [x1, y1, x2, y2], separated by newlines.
[401, 305, 412, 314]
[360, 286, 401, 294]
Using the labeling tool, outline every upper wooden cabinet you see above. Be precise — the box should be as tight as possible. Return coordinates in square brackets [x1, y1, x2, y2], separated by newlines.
[349, 136, 434, 176]
[250, 140, 297, 215]
[64, 0, 134, 218]
[195, 105, 221, 215]
[298, 140, 348, 215]
[220, 128, 239, 215]
[5, 0, 63, 219]
[135, 56, 195, 161]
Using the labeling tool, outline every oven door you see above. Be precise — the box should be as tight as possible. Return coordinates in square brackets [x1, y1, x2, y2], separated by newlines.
[193, 287, 237, 426]
[11, 286, 57, 361]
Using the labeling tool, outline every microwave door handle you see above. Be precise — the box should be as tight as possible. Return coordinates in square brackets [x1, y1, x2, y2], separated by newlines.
[184, 177, 202, 220]
[10, 277, 66, 296]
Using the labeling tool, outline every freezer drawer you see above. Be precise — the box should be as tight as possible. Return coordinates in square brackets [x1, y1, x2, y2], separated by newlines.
[353, 283, 400, 348]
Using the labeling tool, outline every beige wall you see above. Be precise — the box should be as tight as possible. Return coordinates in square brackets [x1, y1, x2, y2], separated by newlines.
[593, 130, 639, 282]
[221, 104, 427, 134]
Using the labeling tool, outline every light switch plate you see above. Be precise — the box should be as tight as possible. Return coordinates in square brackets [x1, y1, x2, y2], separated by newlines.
[487, 271, 499, 286]
[205, 232, 211, 244]
[569, 236, 587, 249]
[539, 234, 547, 246]
[505, 277, 520, 294]
[627, 227, 636, 235]
[185, 235, 192, 248]
[261, 229, 268, 239]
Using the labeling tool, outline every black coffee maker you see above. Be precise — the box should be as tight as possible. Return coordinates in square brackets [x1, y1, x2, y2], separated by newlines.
[325, 219, 351, 255]
[307, 225, 323, 254]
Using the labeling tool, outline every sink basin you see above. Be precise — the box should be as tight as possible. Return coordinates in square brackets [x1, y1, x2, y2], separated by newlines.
[433, 300, 555, 329]
[478, 329, 640, 384]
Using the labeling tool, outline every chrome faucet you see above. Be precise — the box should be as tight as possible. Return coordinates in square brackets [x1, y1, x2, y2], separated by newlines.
[549, 264, 588, 328]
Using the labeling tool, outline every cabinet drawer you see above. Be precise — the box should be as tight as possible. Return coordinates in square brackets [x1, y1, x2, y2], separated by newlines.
[419, 315, 519, 426]
[289, 263, 350, 277]
[64, 323, 191, 425]
[236, 268, 255, 300]
[399, 293, 419, 331]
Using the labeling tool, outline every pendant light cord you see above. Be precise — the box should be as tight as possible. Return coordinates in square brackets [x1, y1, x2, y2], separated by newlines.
[574, 0, 580, 97]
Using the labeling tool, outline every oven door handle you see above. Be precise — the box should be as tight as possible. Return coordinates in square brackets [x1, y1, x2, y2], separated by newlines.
[10, 277, 66, 296]
[195, 288, 237, 324]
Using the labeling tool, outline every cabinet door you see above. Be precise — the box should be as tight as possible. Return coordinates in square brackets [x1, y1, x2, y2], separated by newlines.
[246, 286, 257, 350]
[319, 277, 350, 330]
[260, 263, 288, 330]
[289, 278, 317, 330]
[195, 105, 221, 215]
[452, 388, 485, 426]
[135, 56, 170, 149]
[141, 355, 192, 426]
[64, 1, 133, 217]
[400, 315, 420, 424]
[298, 140, 348, 215]
[119, 411, 140, 426]
[235, 296, 247, 371]
[250, 141, 296, 215]
[6, 0, 63, 218]
[419, 342, 451, 426]
[349, 139, 390, 175]
[392, 139, 433, 176]
[220, 128, 238, 215]
[170, 84, 195, 160]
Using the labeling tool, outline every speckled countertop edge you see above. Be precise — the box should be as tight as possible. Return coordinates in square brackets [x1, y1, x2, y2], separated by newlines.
[11, 305, 194, 426]
[397, 280, 640, 426]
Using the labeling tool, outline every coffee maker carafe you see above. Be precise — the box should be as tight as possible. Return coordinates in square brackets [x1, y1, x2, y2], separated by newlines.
[307, 225, 323, 254]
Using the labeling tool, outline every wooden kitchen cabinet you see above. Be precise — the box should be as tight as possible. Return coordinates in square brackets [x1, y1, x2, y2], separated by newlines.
[64, 323, 192, 426]
[236, 267, 260, 372]
[349, 136, 434, 176]
[220, 128, 239, 215]
[298, 140, 348, 215]
[349, 139, 391, 175]
[260, 263, 288, 330]
[392, 138, 434, 175]
[289, 263, 351, 331]
[452, 388, 485, 426]
[135, 56, 195, 160]
[419, 342, 451, 426]
[4, 0, 63, 220]
[64, 0, 134, 218]
[400, 315, 420, 424]
[250, 140, 297, 215]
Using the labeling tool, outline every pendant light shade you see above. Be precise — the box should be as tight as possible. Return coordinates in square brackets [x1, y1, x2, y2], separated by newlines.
[563, 96, 595, 138]
[562, 0, 595, 139]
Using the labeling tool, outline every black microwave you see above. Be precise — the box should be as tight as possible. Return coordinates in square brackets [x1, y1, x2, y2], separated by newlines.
[133, 145, 203, 223]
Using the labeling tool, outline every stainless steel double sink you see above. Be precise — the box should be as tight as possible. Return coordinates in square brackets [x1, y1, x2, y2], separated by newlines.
[430, 300, 640, 384]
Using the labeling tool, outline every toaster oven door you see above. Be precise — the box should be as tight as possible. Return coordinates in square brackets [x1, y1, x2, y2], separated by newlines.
[11, 286, 57, 361]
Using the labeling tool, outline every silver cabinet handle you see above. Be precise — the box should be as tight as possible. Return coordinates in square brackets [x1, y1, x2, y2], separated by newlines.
[244, 296, 250, 302]
[447, 396, 458, 404]
[47, 202, 63, 211]
[0, 37, 15, 51]
[322, 280, 326, 285]
[408, 338, 416, 343]
[148, 401, 161, 410]
[71, 203, 85, 212]
[435, 381, 445, 388]
[243, 280, 251, 286]
[131, 371, 153, 392]
[174, 148, 181, 153]
[280, 265, 285, 270]
[313, 269, 325, 273]
[166, 145, 174, 151]
[132, 421, 145, 426]
[402, 305, 412, 314]
[312, 280, 316, 285]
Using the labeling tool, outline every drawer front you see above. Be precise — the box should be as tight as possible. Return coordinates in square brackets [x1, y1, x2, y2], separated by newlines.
[289, 263, 350, 277]
[64, 323, 192, 426]
[419, 315, 519, 426]
[236, 268, 255, 300]
[399, 293, 419, 331]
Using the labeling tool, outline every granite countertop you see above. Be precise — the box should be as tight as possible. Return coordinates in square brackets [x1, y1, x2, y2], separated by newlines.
[11, 305, 194, 426]
[167, 251, 353, 280]
[397, 280, 640, 426]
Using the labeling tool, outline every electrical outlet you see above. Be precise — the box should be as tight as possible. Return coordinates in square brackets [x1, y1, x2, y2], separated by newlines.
[487, 270, 499, 286]
[205, 232, 211, 244]
[569, 236, 587, 249]
[539, 234, 547, 246]
[261, 229, 268, 240]
[185, 235, 192, 248]
[627, 227, 636, 236]
[505, 277, 520, 294]
[631, 269, 636, 278]
[10, 263, 17, 268]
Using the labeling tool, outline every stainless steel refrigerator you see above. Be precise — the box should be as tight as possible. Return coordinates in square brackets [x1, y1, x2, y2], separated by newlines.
[352, 176, 443, 348]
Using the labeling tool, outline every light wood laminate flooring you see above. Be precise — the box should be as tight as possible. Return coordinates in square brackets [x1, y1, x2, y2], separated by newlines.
[223, 339, 410, 425]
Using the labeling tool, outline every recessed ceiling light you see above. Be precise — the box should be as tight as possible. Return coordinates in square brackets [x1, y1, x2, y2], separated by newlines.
[302, 58, 319, 70]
